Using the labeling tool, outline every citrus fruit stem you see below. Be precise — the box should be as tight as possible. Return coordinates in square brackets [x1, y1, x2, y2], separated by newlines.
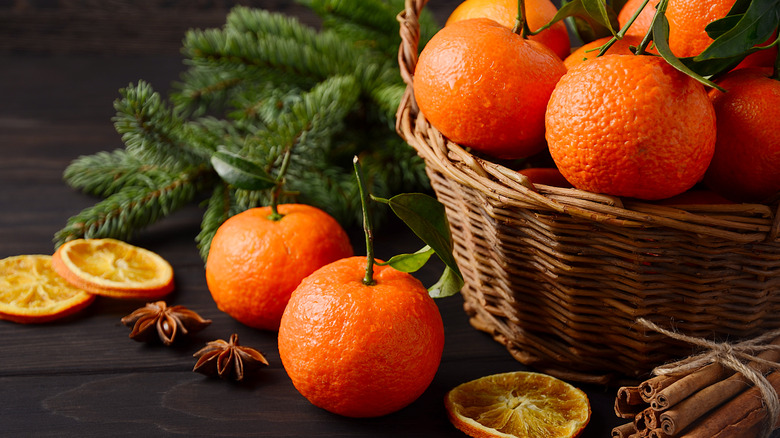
[597, 0, 651, 58]
[268, 148, 292, 221]
[353, 156, 376, 286]
[512, 0, 531, 38]
[632, 0, 668, 55]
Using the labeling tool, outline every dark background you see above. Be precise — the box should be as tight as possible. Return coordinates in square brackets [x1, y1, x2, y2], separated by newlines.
[0, 0, 463, 54]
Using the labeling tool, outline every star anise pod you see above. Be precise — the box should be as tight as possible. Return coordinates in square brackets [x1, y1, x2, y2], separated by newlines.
[192, 333, 269, 381]
[121, 301, 212, 346]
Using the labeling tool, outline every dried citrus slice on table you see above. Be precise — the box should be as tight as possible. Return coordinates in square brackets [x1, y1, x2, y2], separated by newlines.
[445, 371, 590, 438]
[0, 254, 95, 323]
[52, 238, 174, 299]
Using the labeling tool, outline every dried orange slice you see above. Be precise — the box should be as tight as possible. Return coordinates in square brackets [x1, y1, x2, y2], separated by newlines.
[52, 238, 174, 299]
[0, 255, 95, 323]
[445, 371, 591, 438]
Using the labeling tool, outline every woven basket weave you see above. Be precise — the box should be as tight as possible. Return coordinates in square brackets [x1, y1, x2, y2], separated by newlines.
[396, 0, 780, 384]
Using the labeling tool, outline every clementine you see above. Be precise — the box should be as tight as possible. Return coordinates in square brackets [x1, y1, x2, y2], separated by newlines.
[703, 68, 780, 203]
[563, 35, 645, 69]
[665, 0, 735, 58]
[414, 18, 567, 160]
[205, 204, 353, 331]
[278, 256, 445, 418]
[618, 0, 659, 37]
[446, 0, 571, 60]
[545, 54, 716, 200]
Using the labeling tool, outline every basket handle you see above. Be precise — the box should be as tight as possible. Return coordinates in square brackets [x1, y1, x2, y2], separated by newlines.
[397, 0, 427, 90]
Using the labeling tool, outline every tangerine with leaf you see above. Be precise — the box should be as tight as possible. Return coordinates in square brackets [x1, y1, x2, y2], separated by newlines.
[664, 0, 736, 58]
[446, 0, 571, 60]
[278, 157, 462, 417]
[545, 54, 716, 200]
[205, 150, 353, 331]
[414, 16, 567, 160]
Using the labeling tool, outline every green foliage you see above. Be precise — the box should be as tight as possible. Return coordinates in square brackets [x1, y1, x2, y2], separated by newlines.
[56, 1, 432, 261]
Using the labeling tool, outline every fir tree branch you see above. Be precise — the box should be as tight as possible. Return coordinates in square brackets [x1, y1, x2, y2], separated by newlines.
[299, 0, 408, 57]
[54, 164, 213, 247]
[57, 2, 432, 264]
[113, 81, 213, 165]
[196, 182, 243, 261]
[298, 0, 442, 55]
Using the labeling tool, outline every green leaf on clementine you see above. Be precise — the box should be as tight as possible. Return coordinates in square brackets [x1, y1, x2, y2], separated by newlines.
[381, 245, 435, 273]
[696, 0, 780, 62]
[373, 193, 464, 297]
[211, 149, 276, 191]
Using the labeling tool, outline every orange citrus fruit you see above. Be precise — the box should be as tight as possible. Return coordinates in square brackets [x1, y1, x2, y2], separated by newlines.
[206, 204, 353, 331]
[564, 35, 646, 69]
[545, 54, 716, 200]
[618, 0, 659, 37]
[517, 167, 572, 188]
[665, 0, 735, 58]
[278, 256, 445, 418]
[444, 371, 591, 438]
[446, 0, 571, 60]
[52, 238, 174, 299]
[0, 254, 95, 323]
[703, 68, 780, 203]
[414, 18, 567, 160]
[619, 0, 774, 68]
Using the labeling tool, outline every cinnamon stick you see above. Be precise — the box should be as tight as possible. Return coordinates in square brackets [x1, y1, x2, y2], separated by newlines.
[681, 370, 780, 438]
[612, 422, 637, 438]
[658, 336, 780, 435]
[640, 374, 681, 403]
[641, 407, 661, 429]
[650, 362, 731, 410]
[659, 373, 751, 435]
[616, 385, 645, 418]
[648, 429, 671, 438]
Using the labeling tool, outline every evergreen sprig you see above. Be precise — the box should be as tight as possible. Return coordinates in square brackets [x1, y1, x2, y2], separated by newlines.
[56, 1, 439, 260]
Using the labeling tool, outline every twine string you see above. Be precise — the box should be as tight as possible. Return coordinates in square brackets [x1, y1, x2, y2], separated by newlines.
[637, 318, 780, 438]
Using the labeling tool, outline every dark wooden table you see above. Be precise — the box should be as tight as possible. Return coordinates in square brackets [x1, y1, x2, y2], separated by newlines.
[0, 8, 623, 438]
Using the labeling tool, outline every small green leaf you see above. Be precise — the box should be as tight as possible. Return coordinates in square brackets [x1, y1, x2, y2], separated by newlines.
[680, 56, 746, 76]
[695, 0, 780, 62]
[705, 15, 743, 40]
[553, 0, 620, 42]
[582, 0, 617, 35]
[428, 266, 465, 299]
[373, 193, 463, 283]
[380, 245, 434, 273]
[211, 149, 276, 191]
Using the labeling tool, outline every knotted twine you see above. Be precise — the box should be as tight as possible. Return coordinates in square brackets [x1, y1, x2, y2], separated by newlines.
[637, 318, 780, 438]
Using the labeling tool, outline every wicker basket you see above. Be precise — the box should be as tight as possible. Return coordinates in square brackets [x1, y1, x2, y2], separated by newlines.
[396, 0, 780, 384]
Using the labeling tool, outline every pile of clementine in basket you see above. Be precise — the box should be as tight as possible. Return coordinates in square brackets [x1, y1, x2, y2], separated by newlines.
[0, 238, 174, 323]
[415, 0, 780, 204]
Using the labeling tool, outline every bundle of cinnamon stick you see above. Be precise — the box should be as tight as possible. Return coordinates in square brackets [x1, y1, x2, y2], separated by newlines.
[612, 319, 780, 438]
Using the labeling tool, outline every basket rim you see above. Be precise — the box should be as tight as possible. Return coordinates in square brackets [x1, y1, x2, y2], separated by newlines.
[395, 0, 780, 244]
